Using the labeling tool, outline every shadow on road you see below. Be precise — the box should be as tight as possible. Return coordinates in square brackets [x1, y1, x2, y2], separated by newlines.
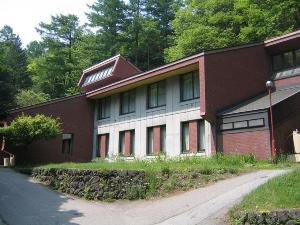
[0, 168, 83, 225]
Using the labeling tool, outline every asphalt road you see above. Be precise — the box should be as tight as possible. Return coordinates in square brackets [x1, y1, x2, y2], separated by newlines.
[0, 168, 287, 225]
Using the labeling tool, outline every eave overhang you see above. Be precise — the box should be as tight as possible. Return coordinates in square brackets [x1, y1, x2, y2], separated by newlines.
[86, 53, 204, 99]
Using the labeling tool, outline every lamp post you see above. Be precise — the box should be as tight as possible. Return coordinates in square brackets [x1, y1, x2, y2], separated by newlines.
[266, 80, 276, 160]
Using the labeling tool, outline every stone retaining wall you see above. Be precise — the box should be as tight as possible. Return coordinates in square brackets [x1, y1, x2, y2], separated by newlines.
[236, 209, 300, 225]
[28, 168, 148, 200]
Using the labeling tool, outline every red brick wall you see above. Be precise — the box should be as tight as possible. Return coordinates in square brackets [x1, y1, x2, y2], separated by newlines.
[124, 130, 132, 156]
[7, 94, 95, 164]
[153, 126, 161, 155]
[99, 134, 108, 159]
[189, 121, 198, 153]
[218, 130, 272, 160]
[202, 45, 270, 121]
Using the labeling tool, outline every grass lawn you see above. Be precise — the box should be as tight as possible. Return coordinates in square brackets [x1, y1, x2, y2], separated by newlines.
[27, 154, 295, 172]
[231, 168, 300, 213]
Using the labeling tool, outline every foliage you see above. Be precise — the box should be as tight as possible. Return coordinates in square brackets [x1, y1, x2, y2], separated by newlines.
[0, 26, 31, 90]
[1, 114, 61, 146]
[28, 14, 85, 98]
[165, 0, 300, 61]
[15, 89, 50, 107]
[0, 65, 14, 114]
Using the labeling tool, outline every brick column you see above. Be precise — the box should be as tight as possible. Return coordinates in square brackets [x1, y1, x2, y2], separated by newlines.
[100, 135, 107, 159]
[189, 121, 198, 153]
[153, 126, 161, 155]
[124, 131, 131, 156]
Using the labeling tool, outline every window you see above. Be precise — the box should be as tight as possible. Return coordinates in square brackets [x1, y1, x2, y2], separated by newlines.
[98, 96, 111, 120]
[272, 48, 300, 72]
[119, 130, 135, 156]
[62, 133, 73, 154]
[180, 71, 200, 101]
[147, 80, 166, 108]
[181, 120, 205, 153]
[147, 125, 166, 155]
[120, 90, 135, 115]
[83, 65, 113, 86]
[219, 118, 265, 131]
[97, 134, 109, 158]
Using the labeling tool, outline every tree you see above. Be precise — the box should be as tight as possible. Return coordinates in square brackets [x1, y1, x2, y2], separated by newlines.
[87, 0, 127, 58]
[0, 114, 61, 148]
[28, 14, 85, 98]
[0, 25, 31, 91]
[0, 65, 14, 115]
[165, 0, 300, 62]
[15, 90, 50, 107]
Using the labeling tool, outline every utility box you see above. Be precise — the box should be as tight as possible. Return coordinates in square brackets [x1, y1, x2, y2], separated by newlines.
[293, 130, 300, 154]
[3, 158, 10, 167]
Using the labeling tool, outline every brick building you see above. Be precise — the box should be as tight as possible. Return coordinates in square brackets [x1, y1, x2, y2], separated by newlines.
[3, 30, 300, 164]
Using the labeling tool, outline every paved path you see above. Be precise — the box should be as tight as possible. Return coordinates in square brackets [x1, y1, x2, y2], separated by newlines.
[0, 168, 287, 225]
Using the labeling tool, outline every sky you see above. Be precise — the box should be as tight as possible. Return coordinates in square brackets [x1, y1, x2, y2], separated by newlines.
[0, 0, 96, 47]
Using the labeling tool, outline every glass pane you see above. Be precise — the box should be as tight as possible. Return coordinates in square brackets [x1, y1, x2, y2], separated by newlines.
[283, 52, 293, 68]
[130, 131, 135, 155]
[273, 54, 283, 71]
[160, 126, 166, 152]
[234, 121, 247, 129]
[182, 123, 189, 151]
[129, 90, 135, 113]
[147, 128, 154, 155]
[199, 120, 205, 151]
[121, 93, 129, 114]
[158, 81, 166, 106]
[220, 123, 233, 130]
[248, 119, 264, 127]
[149, 84, 158, 108]
[105, 97, 111, 118]
[193, 72, 200, 98]
[182, 74, 193, 100]
[101, 100, 106, 118]
[295, 49, 300, 66]
[119, 132, 125, 154]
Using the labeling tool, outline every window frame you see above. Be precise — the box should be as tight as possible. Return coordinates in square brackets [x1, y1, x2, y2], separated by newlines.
[272, 48, 300, 73]
[181, 120, 205, 153]
[62, 133, 73, 154]
[147, 80, 166, 109]
[219, 118, 265, 131]
[118, 130, 135, 156]
[180, 71, 200, 102]
[98, 96, 111, 120]
[120, 89, 136, 115]
[146, 125, 166, 155]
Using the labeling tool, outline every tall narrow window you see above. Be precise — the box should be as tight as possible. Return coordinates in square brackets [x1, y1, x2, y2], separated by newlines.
[181, 122, 190, 152]
[120, 90, 135, 115]
[98, 96, 111, 120]
[98, 134, 109, 159]
[119, 130, 135, 156]
[62, 133, 73, 154]
[181, 120, 205, 153]
[147, 125, 166, 155]
[147, 80, 166, 108]
[180, 71, 200, 101]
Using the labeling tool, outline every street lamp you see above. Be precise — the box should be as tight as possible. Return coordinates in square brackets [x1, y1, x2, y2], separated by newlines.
[266, 80, 277, 160]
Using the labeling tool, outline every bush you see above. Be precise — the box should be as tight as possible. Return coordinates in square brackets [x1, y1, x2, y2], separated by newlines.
[2, 114, 61, 146]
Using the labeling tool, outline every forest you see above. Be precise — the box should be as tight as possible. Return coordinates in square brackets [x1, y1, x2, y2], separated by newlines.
[0, 0, 299, 114]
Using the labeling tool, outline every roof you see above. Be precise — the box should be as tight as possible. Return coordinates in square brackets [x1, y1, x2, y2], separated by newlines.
[264, 29, 300, 47]
[219, 85, 300, 116]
